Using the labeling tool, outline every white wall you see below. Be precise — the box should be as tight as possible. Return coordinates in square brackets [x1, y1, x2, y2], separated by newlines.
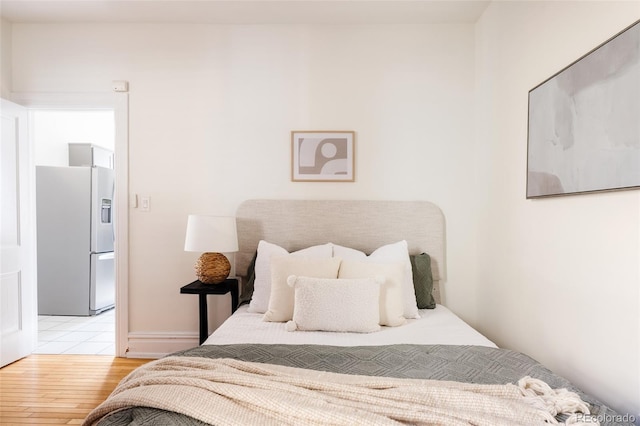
[475, 1, 639, 418]
[32, 110, 115, 167]
[1, 18, 11, 99]
[10, 22, 479, 351]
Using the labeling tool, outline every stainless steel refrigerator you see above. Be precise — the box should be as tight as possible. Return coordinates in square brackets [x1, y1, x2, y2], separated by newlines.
[36, 166, 115, 316]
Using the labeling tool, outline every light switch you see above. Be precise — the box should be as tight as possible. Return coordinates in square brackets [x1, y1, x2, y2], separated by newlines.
[140, 196, 150, 212]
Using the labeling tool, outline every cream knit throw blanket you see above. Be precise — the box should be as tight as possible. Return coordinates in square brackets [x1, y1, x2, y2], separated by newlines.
[83, 356, 597, 426]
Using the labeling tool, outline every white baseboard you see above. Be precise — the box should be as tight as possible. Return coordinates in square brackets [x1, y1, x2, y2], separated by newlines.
[125, 332, 199, 359]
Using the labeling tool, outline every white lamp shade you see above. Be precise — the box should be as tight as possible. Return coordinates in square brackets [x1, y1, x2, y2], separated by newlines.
[184, 215, 239, 253]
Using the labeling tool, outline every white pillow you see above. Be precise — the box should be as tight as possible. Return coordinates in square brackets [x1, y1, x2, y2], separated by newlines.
[338, 260, 406, 327]
[285, 276, 381, 333]
[248, 241, 333, 313]
[263, 256, 342, 322]
[333, 241, 420, 320]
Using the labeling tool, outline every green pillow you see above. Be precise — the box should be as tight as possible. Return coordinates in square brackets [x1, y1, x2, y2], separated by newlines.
[238, 251, 257, 308]
[410, 253, 435, 309]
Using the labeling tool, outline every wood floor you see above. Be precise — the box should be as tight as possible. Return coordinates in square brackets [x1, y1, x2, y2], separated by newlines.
[0, 355, 151, 425]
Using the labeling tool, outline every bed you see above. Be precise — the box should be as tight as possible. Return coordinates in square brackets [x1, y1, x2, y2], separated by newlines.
[85, 200, 630, 426]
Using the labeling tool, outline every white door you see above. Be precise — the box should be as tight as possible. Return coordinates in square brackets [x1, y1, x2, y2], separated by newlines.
[1, 98, 36, 367]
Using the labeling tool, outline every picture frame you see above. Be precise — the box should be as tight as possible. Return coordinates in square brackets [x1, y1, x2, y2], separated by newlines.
[526, 20, 639, 198]
[291, 131, 355, 182]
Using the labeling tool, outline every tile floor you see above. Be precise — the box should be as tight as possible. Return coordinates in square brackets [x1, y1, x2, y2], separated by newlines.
[36, 309, 115, 355]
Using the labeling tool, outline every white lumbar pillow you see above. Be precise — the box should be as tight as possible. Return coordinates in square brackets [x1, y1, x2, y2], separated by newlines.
[333, 240, 420, 320]
[263, 256, 342, 323]
[248, 240, 333, 314]
[285, 275, 382, 333]
[337, 260, 406, 327]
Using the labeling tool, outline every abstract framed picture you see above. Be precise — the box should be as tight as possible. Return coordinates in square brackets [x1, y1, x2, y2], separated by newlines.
[526, 20, 639, 198]
[291, 131, 355, 182]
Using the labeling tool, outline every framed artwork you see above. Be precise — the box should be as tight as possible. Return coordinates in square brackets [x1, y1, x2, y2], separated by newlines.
[526, 20, 639, 198]
[291, 131, 355, 182]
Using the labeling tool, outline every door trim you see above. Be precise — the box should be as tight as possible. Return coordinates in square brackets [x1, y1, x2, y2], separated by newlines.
[113, 92, 129, 357]
[12, 90, 130, 357]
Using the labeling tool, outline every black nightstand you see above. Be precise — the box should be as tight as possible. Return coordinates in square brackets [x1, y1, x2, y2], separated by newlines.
[180, 278, 239, 345]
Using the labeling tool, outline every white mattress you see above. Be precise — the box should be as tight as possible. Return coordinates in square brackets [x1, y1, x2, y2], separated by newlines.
[204, 304, 497, 348]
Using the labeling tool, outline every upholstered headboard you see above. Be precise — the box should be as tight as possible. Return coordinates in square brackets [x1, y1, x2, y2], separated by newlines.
[235, 199, 446, 304]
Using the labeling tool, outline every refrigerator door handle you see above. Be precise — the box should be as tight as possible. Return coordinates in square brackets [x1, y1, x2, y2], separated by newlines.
[97, 252, 115, 261]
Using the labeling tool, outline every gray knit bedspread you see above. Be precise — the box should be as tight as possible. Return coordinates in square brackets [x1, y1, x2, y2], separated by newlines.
[96, 344, 630, 426]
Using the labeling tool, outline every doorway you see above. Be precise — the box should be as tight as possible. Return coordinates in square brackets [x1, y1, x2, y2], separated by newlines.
[31, 109, 116, 355]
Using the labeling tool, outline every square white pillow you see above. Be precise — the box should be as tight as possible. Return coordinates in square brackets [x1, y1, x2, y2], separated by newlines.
[333, 241, 420, 320]
[338, 260, 406, 327]
[248, 241, 333, 313]
[286, 276, 381, 333]
[263, 256, 342, 322]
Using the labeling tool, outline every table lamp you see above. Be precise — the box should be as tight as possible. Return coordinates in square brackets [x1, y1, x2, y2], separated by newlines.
[184, 215, 238, 284]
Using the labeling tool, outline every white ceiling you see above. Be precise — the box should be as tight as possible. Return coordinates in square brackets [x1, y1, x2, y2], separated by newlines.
[0, 1, 491, 25]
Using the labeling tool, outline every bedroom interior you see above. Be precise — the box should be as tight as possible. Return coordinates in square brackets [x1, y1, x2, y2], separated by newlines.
[0, 0, 638, 424]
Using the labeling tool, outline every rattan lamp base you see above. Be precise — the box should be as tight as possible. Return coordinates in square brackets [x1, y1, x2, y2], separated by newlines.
[195, 252, 230, 284]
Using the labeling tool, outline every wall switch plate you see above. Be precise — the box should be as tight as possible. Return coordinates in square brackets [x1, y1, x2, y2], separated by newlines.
[140, 196, 150, 212]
